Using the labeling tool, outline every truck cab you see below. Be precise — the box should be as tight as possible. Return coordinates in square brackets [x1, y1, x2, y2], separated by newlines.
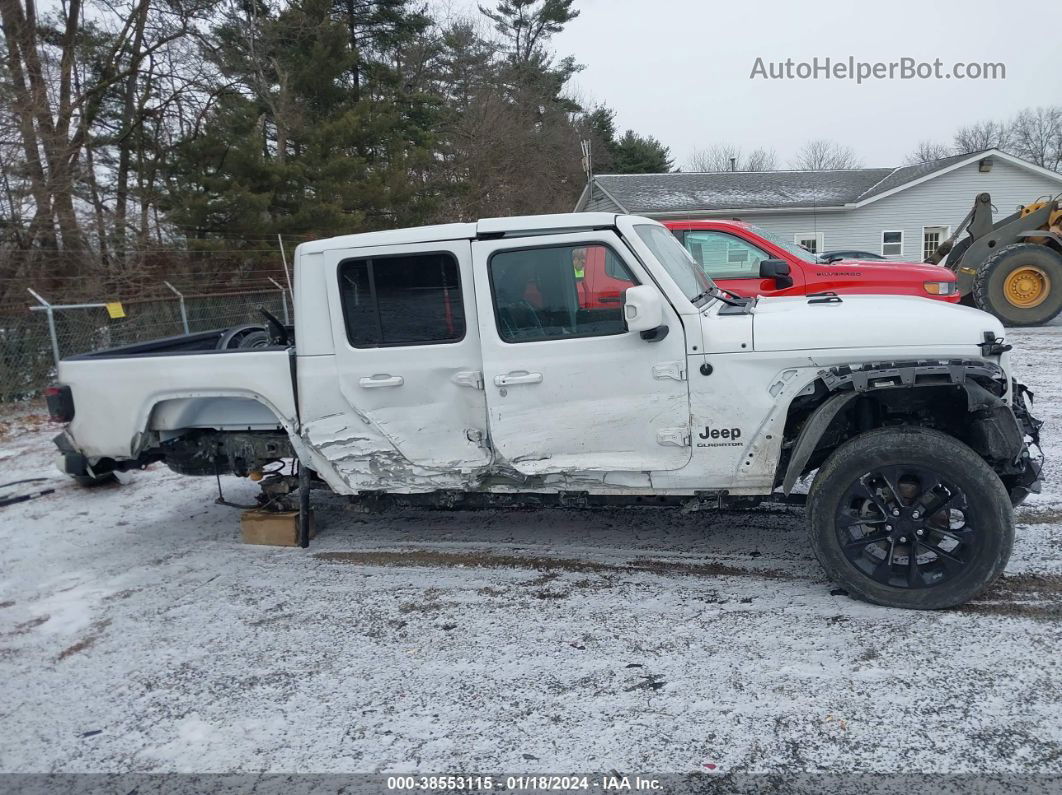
[50, 213, 1041, 610]
[665, 219, 961, 303]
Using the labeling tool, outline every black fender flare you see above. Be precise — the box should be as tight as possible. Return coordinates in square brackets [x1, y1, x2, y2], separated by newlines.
[781, 391, 859, 495]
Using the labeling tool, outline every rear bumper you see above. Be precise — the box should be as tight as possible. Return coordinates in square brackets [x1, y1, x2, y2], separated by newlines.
[52, 430, 130, 480]
[52, 431, 98, 478]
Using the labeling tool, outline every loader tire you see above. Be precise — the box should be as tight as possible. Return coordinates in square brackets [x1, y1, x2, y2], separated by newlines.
[972, 243, 1062, 326]
[807, 426, 1013, 610]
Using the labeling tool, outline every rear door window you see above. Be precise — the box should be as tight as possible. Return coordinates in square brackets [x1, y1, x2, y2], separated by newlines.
[338, 252, 465, 347]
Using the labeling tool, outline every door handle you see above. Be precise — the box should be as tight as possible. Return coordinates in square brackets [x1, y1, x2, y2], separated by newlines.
[494, 371, 543, 387]
[359, 374, 404, 388]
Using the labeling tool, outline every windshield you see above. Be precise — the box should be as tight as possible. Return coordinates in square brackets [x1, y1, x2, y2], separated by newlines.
[634, 224, 715, 303]
[744, 223, 823, 264]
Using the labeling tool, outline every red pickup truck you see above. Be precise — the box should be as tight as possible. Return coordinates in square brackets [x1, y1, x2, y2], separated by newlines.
[663, 219, 960, 303]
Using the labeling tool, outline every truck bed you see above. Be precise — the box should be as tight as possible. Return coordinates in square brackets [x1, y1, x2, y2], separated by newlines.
[64, 329, 282, 359]
[56, 331, 296, 462]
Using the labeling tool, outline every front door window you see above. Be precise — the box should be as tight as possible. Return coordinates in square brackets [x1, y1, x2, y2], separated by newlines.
[489, 243, 637, 342]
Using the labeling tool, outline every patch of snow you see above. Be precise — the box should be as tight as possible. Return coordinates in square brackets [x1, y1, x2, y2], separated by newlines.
[0, 328, 1058, 776]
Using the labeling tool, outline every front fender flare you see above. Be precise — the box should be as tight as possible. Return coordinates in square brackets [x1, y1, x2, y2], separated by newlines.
[781, 391, 859, 495]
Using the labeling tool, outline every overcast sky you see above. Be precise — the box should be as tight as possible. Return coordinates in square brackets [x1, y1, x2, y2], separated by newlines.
[464, 0, 1061, 170]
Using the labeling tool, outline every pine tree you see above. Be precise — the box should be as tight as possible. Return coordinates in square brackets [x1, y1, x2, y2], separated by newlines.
[163, 0, 439, 244]
[611, 131, 674, 173]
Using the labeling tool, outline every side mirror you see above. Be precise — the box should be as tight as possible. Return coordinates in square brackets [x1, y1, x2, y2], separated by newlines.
[759, 258, 794, 289]
[623, 285, 665, 333]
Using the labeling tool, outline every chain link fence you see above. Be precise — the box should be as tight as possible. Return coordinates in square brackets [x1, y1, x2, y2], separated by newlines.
[1, 288, 291, 402]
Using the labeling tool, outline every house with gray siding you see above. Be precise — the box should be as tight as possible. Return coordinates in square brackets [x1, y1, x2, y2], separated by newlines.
[574, 149, 1062, 263]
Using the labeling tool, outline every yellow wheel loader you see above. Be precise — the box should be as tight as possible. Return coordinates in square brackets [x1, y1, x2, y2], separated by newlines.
[928, 192, 1062, 326]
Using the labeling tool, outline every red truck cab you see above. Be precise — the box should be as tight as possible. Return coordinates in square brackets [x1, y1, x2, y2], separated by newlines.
[662, 220, 961, 303]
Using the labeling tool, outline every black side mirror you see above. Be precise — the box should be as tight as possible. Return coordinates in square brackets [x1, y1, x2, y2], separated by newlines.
[759, 258, 793, 289]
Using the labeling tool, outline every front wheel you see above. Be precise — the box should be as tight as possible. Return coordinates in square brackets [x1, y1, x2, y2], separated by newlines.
[807, 426, 1013, 609]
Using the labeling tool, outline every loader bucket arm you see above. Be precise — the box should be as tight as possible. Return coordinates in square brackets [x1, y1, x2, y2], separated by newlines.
[952, 201, 1055, 294]
[926, 192, 993, 265]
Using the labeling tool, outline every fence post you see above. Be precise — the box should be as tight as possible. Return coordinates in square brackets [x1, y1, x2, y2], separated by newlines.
[277, 234, 293, 294]
[268, 277, 291, 325]
[27, 288, 60, 368]
[164, 281, 190, 334]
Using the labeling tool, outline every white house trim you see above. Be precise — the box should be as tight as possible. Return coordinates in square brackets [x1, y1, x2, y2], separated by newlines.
[852, 149, 1062, 209]
[641, 206, 848, 219]
[881, 230, 904, 257]
[921, 225, 951, 261]
[795, 232, 825, 254]
[592, 180, 630, 213]
[575, 179, 630, 213]
[573, 182, 591, 212]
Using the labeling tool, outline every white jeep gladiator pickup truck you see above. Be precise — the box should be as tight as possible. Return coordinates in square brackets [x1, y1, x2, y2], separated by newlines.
[48, 213, 1042, 609]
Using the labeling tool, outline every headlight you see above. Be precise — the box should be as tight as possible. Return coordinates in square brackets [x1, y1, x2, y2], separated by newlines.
[923, 281, 956, 295]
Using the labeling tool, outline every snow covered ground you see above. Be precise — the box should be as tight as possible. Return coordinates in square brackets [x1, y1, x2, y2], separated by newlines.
[1, 329, 1061, 779]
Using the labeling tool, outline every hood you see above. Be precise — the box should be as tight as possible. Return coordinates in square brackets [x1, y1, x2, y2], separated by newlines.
[821, 258, 956, 279]
[752, 294, 1003, 352]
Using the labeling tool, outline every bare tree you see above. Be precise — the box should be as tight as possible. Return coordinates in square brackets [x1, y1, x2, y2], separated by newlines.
[0, 0, 203, 255]
[687, 143, 776, 171]
[953, 120, 1010, 153]
[744, 147, 778, 171]
[790, 139, 862, 170]
[1009, 106, 1062, 172]
[904, 140, 954, 165]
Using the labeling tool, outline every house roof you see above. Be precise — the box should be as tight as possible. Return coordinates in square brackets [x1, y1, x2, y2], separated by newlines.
[586, 169, 894, 213]
[576, 149, 1062, 216]
[855, 151, 976, 201]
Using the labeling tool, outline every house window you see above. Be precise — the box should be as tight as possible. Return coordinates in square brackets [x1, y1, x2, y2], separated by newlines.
[881, 230, 904, 257]
[795, 232, 824, 254]
[338, 252, 465, 347]
[922, 226, 949, 262]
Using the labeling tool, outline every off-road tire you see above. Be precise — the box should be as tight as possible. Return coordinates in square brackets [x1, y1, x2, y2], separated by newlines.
[972, 243, 1062, 326]
[807, 426, 1013, 609]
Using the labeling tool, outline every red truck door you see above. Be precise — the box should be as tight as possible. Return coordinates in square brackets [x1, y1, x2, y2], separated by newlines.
[576, 245, 633, 309]
[681, 229, 806, 297]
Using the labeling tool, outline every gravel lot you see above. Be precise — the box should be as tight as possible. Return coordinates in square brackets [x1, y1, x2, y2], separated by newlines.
[1, 327, 1060, 779]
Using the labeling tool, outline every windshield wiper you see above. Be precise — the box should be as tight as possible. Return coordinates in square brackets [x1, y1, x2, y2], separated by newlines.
[708, 287, 747, 307]
[693, 285, 750, 308]
[690, 288, 715, 306]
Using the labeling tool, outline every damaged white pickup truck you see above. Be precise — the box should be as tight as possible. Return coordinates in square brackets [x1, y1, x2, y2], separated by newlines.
[49, 213, 1042, 609]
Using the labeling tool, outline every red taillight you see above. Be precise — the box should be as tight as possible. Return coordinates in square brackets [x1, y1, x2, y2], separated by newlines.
[44, 384, 74, 423]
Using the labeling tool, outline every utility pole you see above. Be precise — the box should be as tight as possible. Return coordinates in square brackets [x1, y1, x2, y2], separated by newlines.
[580, 139, 593, 183]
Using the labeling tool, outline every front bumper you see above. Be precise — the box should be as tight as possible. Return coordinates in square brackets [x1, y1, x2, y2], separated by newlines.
[1008, 380, 1044, 502]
